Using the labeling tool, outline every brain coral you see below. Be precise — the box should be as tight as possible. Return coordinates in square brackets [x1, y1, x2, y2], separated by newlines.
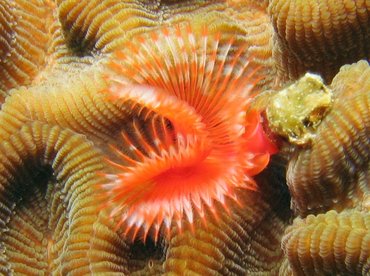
[269, 0, 370, 83]
[287, 60, 370, 216]
[0, 0, 369, 275]
[0, 122, 105, 274]
[0, 0, 52, 103]
[51, 0, 225, 68]
[278, 60, 370, 276]
[281, 210, 369, 275]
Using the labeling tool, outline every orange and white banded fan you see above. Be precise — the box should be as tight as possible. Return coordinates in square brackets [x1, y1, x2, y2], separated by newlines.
[99, 23, 277, 242]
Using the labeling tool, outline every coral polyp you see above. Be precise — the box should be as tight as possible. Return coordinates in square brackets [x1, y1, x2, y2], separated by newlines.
[99, 24, 277, 241]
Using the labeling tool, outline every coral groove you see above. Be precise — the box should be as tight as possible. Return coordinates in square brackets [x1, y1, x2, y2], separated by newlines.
[52, 0, 224, 68]
[269, 0, 370, 82]
[0, 122, 106, 274]
[281, 210, 370, 275]
[0, 0, 52, 103]
[0, 68, 131, 146]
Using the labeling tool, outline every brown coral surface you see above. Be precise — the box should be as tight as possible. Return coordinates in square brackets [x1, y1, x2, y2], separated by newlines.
[0, 0, 52, 103]
[0, 122, 106, 274]
[269, 0, 370, 83]
[280, 61, 369, 276]
[281, 210, 370, 275]
[287, 61, 370, 216]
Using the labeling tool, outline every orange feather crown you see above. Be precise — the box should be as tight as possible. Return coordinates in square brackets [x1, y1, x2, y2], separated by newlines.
[98, 23, 277, 242]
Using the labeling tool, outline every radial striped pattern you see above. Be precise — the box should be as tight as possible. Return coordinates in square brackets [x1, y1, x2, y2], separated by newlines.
[0, 0, 52, 103]
[281, 210, 370, 275]
[101, 23, 277, 241]
[269, 0, 370, 82]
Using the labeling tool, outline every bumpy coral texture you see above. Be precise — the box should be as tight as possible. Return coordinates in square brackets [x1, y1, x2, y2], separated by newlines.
[287, 60, 370, 216]
[281, 210, 369, 275]
[51, 0, 225, 68]
[269, 0, 370, 83]
[281, 61, 369, 276]
[0, 0, 368, 275]
[0, 0, 52, 103]
[223, 1, 276, 90]
[0, 122, 106, 274]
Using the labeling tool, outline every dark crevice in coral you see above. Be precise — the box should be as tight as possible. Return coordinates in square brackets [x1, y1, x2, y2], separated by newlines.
[64, 32, 97, 57]
[59, 13, 97, 58]
[159, 0, 214, 6]
[129, 237, 164, 261]
[0, 164, 56, 273]
[6, 164, 54, 205]
[128, 235, 167, 274]
[0, 1, 15, 63]
[254, 153, 293, 227]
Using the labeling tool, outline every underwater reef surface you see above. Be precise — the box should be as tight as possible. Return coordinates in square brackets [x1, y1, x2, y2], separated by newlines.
[0, 0, 369, 275]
